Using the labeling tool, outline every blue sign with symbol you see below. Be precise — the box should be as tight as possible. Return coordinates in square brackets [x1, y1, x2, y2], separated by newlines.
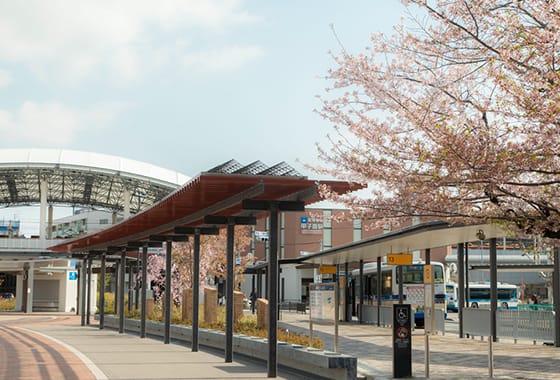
[300, 216, 308, 223]
[69, 271, 77, 280]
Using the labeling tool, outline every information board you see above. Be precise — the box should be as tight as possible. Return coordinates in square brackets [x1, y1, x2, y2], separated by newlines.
[387, 253, 412, 265]
[310, 283, 335, 321]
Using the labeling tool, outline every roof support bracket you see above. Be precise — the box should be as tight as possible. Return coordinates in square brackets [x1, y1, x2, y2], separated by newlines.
[242, 199, 305, 211]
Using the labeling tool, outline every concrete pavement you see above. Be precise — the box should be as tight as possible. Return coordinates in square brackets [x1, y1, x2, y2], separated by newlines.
[0, 313, 312, 380]
[278, 311, 560, 380]
[2, 311, 560, 379]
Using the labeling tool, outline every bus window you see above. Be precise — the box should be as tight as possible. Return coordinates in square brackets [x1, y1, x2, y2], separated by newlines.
[434, 266, 444, 284]
[400, 265, 424, 284]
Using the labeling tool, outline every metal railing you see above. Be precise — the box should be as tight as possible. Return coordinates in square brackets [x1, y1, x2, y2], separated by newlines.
[497, 309, 555, 342]
[361, 304, 393, 326]
[360, 304, 446, 333]
[463, 308, 555, 344]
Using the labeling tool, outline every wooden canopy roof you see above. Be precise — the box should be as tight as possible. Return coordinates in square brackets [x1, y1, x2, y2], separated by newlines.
[49, 167, 362, 254]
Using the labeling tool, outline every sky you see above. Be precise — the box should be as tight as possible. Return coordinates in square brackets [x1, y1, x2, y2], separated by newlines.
[0, 0, 408, 233]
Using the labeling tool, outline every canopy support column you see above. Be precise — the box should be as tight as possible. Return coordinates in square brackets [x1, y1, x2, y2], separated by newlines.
[359, 259, 364, 324]
[81, 259, 87, 326]
[128, 260, 133, 313]
[164, 239, 172, 344]
[141, 244, 148, 338]
[226, 220, 234, 362]
[241, 199, 304, 378]
[203, 216, 256, 363]
[87, 255, 92, 325]
[148, 235, 188, 344]
[99, 252, 106, 329]
[192, 232, 201, 351]
[457, 243, 465, 338]
[490, 238, 497, 342]
[119, 249, 126, 334]
[377, 256, 381, 326]
[174, 226, 219, 352]
[554, 247, 560, 347]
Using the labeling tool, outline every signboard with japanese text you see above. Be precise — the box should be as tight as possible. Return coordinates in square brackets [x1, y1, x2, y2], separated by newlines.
[424, 264, 433, 284]
[319, 265, 337, 275]
[310, 283, 335, 321]
[300, 215, 323, 234]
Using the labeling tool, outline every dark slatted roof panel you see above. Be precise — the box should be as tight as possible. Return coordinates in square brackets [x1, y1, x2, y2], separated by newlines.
[258, 161, 302, 177]
[207, 159, 301, 177]
[207, 159, 243, 174]
[234, 161, 268, 175]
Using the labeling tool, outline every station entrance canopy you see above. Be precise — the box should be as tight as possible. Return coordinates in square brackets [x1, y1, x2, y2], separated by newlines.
[48, 159, 362, 254]
[301, 220, 510, 265]
[47, 159, 363, 378]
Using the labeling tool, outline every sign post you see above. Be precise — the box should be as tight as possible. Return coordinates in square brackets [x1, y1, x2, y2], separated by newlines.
[423, 264, 434, 378]
[393, 303, 412, 378]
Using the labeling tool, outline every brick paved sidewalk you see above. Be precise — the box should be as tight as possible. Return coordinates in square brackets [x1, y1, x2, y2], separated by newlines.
[0, 314, 96, 380]
[0, 312, 313, 380]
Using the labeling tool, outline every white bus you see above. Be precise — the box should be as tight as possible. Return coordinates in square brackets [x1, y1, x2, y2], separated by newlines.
[349, 261, 446, 327]
[467, 282, 519, 310]
[446, 282, 458, 312]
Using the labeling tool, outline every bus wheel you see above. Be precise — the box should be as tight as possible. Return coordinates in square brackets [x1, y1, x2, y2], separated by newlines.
[471, 302, 479, 308]
[501, 302, 508, 310]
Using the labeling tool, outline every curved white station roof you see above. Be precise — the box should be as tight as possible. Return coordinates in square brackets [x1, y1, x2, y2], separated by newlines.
[0, 148, 191, 213]
[0, 148, 190, 186]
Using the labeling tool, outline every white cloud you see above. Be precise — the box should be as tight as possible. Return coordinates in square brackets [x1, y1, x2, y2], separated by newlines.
[0, 101, 122, 145]
[0, 0, 260, 83]
[183, 45, 264, 73]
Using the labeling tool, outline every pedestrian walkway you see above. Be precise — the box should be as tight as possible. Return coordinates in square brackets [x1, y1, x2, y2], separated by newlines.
[3, 311, 560, 380]
[278, 311, 560, 380]
[0, 313, 311, 380]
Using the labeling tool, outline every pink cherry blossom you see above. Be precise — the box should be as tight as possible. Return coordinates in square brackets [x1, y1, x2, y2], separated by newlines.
[314, 1, 560, 239]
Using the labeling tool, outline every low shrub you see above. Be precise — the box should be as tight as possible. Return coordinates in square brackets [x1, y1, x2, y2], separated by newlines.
[0, 298, 16, 311]
[97, 293, 323, 349]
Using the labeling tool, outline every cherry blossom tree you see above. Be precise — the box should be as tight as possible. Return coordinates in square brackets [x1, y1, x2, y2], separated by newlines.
[146, 251, 183, 305]
[147, 225, 253, 304]
[316, 0, 560, 238]
[200, 225, 253, 290]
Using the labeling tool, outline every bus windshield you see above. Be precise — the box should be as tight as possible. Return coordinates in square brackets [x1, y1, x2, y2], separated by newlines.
[399, 264, 444, 284]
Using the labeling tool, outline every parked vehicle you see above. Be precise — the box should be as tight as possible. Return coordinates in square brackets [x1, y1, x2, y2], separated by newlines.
[446, 282, 458, 312]
[467, 282, 519, 310]
[350, 261, 447, 327]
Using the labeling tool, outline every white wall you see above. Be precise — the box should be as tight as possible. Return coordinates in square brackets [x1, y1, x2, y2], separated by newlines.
[281, 265, 300, 301]
[63, 271, 79, 312]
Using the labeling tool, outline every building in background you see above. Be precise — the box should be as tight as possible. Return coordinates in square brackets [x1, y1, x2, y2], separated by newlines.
[51, 208, 124, 239]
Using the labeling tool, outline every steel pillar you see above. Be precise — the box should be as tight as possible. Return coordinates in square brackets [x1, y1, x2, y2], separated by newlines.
[457, 242, 465, 338]
[164, 240, 172, 344]
[226, 221, 234, 362]
[99, 252, 106, 329]
[141, 244, 148, 338]
[119, 249, 126, 334]
[192, 231, 201, 352]
[490, 238, 497, 342]
[87, 255, 92, 325]
[267, 203, 279, 377]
